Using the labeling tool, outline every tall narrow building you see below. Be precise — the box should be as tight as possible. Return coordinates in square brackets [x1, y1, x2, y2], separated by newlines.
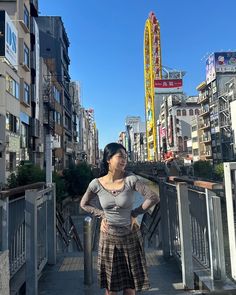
[36, 16, 72, 168]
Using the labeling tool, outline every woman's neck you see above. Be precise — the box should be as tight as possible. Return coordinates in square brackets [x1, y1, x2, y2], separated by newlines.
[106, 170, 124, 182]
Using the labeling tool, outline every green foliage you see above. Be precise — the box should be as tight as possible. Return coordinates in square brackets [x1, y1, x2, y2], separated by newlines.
[7, 173, 18, 189]
[193, 160, 213, 179]
[7, 163, 45, 188]
[52, 172, 66, 202]
[17, 164, 45, 186]
[6, 162, 93, 201]
[214, 163, 224, 181]
[63, 162, 93, 197]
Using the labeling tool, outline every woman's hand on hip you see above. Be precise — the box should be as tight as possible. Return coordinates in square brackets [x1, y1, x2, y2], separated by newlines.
[100, 218, 109, 233]
[131, 216, 140, 230]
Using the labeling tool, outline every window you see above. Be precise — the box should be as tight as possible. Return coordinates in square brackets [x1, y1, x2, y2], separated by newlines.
[176, 109, 181, 116]
[6, 75, 19, 99]
[183, 136, 188, 151]
[54, 111, 61, 125]
[189, 109, 193, 116]
[195, 109, 199, 115]
[23, 43, 29, 67]
[53, 86, 61, 103]
[9, 152, 16, 172]
[182, 109, 186, 116]
[5, 112, 19, 134]
[20, 123, 28, 148]
[193, 149, 199, 156]
[192, 125, 197, 132]
[23, 5, 30, 29]
[24, 83, 30, 104]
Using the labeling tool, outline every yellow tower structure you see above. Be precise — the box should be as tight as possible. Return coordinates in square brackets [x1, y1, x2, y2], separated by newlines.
[144, 12, 162, 161]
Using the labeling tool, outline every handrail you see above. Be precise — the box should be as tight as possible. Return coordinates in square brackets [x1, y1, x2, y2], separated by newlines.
[141, 203, 161, 245]
[0, 182, 45, 200]
[56, 210, 83, 251]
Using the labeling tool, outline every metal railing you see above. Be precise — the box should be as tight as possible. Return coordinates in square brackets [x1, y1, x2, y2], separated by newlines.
[189, 189, 210, 268]
[140, 203, 161, 247]
[224, 162, 236, 281]
[0, 182, 56, 295]
[9, 196, 26, 276]
[56, 210, 83, 251]
[160, 179, 226, 289]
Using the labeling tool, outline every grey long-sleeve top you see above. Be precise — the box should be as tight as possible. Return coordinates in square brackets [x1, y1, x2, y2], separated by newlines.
[80, 173, 160, 234]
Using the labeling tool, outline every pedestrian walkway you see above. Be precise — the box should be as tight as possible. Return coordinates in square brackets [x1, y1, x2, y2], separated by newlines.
[38, 249, 205, 295]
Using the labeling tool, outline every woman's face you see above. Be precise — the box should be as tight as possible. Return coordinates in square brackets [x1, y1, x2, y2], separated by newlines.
[108, 149, 127, 172]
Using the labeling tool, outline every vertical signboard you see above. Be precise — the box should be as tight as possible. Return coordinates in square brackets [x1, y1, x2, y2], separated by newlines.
[206, 53, 216, 84]
[34, 19, 40, 119]
[0, 11, 18, 69]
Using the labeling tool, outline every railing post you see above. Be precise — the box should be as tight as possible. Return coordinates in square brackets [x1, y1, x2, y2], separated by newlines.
[160, 181, 171, 257]
[47, 184, 56, 265]
[205, 189, 226, 281]
[1, 196, 9, 251]
[224, 162, 236, 280]
[25, 189, 38, 295]
[0, 250, 10, 295]
[176, 182, 194, 289]
[83, 216, 93, 285]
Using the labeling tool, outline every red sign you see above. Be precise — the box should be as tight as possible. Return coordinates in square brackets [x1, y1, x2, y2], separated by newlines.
[154, 79, 183, 88]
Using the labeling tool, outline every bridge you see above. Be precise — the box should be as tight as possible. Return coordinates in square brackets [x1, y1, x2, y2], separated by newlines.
[1, 162, 236, 295]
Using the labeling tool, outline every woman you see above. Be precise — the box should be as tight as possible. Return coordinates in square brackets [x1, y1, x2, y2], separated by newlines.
[80, 142, 160, 295]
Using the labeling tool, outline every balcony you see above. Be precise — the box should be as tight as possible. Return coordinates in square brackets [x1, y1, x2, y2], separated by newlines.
[199, 106, 209, 117]
[43, 94, 55, 110]
[199, 121, 210, 130]
[200, 134, 211, 143]
[198, 93, 208, 104]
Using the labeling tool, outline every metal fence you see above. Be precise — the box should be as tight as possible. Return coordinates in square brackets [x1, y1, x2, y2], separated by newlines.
[160, 179, 226, 289]
[9, 196, 26, 276]
[0, 182, 56, 295]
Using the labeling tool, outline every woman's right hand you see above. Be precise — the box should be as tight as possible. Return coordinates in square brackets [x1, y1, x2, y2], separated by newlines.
[100, 218, 109, 233]
[131, 216, 140, 231]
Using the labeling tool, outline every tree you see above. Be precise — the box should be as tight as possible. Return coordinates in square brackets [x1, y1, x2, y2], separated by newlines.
[63, 162, 93, 197]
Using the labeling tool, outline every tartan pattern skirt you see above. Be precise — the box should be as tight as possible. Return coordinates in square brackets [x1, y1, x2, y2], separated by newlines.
[97, 227, 150, 292]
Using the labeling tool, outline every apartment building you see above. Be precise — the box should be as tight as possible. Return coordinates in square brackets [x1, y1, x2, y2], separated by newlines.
[157, 94, 200, 161]
[197, 52, 236, 163]
[0, 0, 37, 185]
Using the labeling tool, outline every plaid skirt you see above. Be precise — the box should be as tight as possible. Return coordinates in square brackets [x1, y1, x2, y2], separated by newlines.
[97, 226, 150, 292]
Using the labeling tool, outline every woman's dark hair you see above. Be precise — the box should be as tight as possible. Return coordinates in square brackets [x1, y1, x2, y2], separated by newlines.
[99, 142, 127, 176]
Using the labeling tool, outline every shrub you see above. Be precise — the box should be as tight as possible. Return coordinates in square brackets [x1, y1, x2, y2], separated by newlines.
[214, 163, 224, 181]
[193, 160, 213, 179]
[7, 163, 45, 188]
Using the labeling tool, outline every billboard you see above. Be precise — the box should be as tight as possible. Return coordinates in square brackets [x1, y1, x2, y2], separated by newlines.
[0, 11, 18, 69]
[206, 53, 216, 84]
[206, 52, 236, 84]
[154, 79, 183, 93]
[215, 52, 236, 73]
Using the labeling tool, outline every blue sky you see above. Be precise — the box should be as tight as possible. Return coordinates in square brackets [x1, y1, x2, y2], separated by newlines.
[39, 0, 236, 149]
